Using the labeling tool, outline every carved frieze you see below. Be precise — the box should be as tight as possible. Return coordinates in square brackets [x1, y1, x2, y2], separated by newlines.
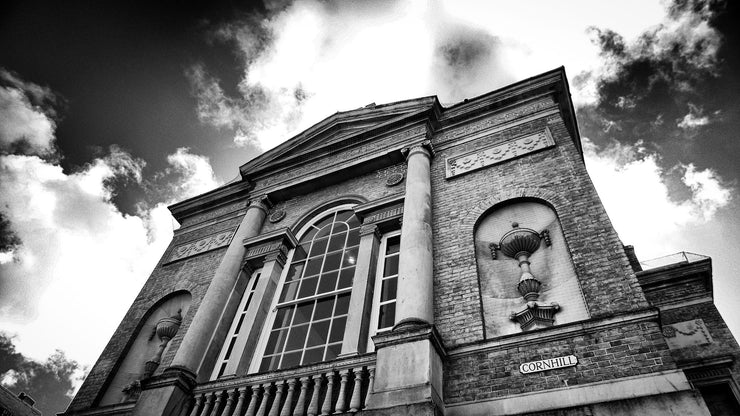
[437, 98, 554, 143]
[166, 228, 236, 263]
[445, 126, 555, 178]
[663, 319, 713, 350]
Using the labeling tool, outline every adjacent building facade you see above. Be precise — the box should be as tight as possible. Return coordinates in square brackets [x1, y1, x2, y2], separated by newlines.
[63, 68, 740, 416]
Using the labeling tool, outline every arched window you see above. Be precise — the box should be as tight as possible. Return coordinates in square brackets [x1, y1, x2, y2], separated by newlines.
[255, 206, 361, 372]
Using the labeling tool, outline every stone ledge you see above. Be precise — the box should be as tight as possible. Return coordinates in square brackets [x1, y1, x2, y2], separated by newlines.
[445, 369, 693, 415]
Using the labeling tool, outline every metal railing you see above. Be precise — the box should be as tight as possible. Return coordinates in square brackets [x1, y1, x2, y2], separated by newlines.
[188, 355, 376, 416]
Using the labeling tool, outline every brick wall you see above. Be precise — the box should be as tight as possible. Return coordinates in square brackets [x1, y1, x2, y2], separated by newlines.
[444, 320, 674, 404]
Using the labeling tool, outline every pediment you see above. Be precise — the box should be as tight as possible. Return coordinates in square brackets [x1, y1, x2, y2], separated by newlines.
[240, 96, 438, 179]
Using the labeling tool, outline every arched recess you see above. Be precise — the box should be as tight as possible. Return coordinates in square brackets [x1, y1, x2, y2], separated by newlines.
[474, 198, 589, 337]
[98, 291, 191, 405]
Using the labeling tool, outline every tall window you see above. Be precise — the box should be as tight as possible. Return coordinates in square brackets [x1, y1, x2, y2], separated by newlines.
[256, 207, 361, 372]
[212, 268, 261, 379]
[367, 232, 400, 350]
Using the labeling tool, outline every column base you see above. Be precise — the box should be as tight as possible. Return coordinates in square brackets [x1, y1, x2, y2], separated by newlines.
[366, 324, 446, 414]
[132, 366, 196, 416]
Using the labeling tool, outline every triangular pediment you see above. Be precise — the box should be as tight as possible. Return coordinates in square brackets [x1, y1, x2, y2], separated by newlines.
[240, 96, 439, 179]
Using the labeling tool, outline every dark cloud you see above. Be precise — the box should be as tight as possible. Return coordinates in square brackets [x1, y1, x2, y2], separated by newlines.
[0, 211, 21, 256]
[0, 332, 81, 416]
[577, 0, 738, 200]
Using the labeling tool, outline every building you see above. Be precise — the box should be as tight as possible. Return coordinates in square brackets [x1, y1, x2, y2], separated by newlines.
[0, 386, 41, 416]
[63, 68, 740, 416]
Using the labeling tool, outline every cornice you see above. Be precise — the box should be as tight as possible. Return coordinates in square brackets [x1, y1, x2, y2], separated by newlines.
[168, 180, 252, 223]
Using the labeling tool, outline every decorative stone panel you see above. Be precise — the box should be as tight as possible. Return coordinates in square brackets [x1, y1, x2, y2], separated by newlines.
[445, 126, 555, 178]
[166, 228, 236, 263]
[662, 319, 713, 350]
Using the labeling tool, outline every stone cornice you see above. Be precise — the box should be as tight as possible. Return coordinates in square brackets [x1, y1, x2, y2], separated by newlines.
[372, 324, 447, 360]
[168, 180, 251, 223]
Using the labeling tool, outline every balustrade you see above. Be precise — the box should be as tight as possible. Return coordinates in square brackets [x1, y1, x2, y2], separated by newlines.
[189, 360, 375, 416]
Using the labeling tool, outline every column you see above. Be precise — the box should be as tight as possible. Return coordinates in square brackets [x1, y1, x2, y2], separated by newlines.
[170, 196, 269, 375]
[340, 224, 381, 355]
[395, 141, 434, 329]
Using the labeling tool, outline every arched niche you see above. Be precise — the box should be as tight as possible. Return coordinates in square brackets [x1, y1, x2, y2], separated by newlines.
[98, 291, 191, 405]
[475, 200, 589, 337]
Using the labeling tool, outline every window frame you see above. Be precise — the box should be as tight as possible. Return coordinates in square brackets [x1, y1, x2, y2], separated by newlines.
[248, 204, 359, 374]
[367, 229, 401, 352]
[211, 267, 262, 380]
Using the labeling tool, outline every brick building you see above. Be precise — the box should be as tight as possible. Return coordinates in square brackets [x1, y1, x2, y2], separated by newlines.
[63, 68, 740, 415]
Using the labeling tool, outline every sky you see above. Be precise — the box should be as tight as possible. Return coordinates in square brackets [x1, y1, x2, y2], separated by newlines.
[1, 0, 739, 396]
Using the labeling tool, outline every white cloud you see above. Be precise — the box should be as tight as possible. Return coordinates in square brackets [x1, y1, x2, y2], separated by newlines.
[0, 71, 56, 154]
[678, 104, 710, 129]
[584, 138, 733, 259]
[0, 149, 218, 366]
[165, 147, 219, 199]
[189, 0, 673, 150]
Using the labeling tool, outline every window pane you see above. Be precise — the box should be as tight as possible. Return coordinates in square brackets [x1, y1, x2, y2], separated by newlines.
[265, 329, 288, 355]
[301, 227, 317, 242]
[274, 307, 294, 328]
[346, 230, 360, 247]
[335, 211, 352, 222]
[309, 237, 328, 257]
[281, 351, 302, 369]
[386, 236, 400, 254]
[304, 257, 323, 277]
[293, 244, 309, 262]
[381, 277, 397, 302]
[342, 247, 358, 267]
[338, 267, 354, 289]
[314, 297, 334, 321]
[383, 255, 398, 277]
[323, 251, 342, 272]
[326, 343, 341, 360]
[347, 215, 360, 229]
[279, 281, 299, 302]
[302, 346, 324, 365]
[285, 324, 309, 351]
[260, 355, 279, 372]
[329, 317, 347, 343]
[317, 271, 338, 294]
[315, 223, 333, 239]
[335, 293, 351, 315]
[298, 276, 318, 298]
[293, 301, 313, 325]
[378, 303, 396, 329]
[234, 313, 246, 335]
[306, 320, 330, 347]
[328, 231, 347, 252]
[223, 337, 236, 360]
[285, 262, 304, 282]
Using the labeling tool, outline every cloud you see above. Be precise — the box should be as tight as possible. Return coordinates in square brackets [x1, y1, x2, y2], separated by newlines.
[0, 69, 59, 155]
[584, 137, 733, 259]
[677, 103, 710, 129]
[0, 144, 220, 364]
[0, 71, 219, 366]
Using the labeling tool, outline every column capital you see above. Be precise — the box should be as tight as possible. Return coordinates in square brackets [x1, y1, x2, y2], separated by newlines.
[401, 140, 435, 160]
[248, 195, 273, 213]
[359, 224, 382, 239]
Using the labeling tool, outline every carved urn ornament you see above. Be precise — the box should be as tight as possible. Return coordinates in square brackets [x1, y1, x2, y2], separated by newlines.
[142, 309, 182, 378]
[490, 223, 560, 330]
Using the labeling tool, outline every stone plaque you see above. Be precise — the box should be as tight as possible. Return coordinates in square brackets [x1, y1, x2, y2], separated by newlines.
[519, 355, 577, 374]
[445, 126, 555, 178]
[167, 228, 236, 263]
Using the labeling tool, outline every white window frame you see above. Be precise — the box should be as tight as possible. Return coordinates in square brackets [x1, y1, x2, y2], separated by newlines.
[211, 267, 262, 380]
[367, 230, 401, 352]
[248, 204, 357, 374]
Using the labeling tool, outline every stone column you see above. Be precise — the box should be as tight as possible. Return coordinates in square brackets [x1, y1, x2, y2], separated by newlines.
[395, 141, 434, 329]
[169, 196, 269, 376]
[340, 224, 381, 355]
